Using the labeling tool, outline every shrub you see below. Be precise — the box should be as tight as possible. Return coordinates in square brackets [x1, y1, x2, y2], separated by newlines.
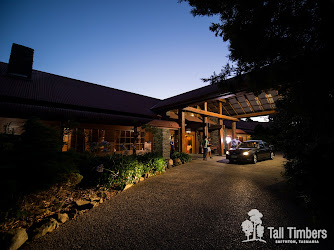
[78, 153, 167, 190]
[137, 153, 166, 174]
[170, 152, 191, 164]
[1, 118, 79, 193]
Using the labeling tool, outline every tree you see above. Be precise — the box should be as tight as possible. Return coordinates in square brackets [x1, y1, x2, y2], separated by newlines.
[248, 209, 263, 241]
[181, 0, 334, 227]
[241, 209, 266, 242]
[241, 220, 253, 241]
[257, 225, 265, 240]
[18, 118, 64, 191]
[252, 123, 276, 145]
[180, 0, 333, 87]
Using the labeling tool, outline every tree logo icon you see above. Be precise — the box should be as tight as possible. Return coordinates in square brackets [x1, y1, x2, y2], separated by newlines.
[241, 209, 266, 243]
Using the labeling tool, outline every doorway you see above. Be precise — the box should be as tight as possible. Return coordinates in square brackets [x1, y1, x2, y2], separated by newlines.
[185, 135, 194, 154]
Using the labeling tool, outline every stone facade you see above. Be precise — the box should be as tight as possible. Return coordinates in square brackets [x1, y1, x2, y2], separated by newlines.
[153, 128, 171, 159]
[210, 117, 220, 151]
[210, 129, 219, 149]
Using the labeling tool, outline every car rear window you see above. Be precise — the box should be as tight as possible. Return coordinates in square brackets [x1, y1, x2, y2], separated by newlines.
[238, 141, 259, 148]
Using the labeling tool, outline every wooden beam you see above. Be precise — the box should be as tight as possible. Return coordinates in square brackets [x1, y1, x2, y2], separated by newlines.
[203, 102, 208, 137]
[227, 100, 239, 115]
[183, 106, 239, 121]
[195, 105, 202, 119]
[233, 110, 276, 118]
[222, 104, 231, 116]
[178, 108, 186, 153]
[218, 101, 223, 115]
[254, 96, 265, 111]
[265, 92, 276, 110]
[211, 102, 218, 111]
[244, 94, 255, 113]
[232, 121, 237, 140]
[203, 102, 207, 111]
[235, 97, 246, 114]
[218, 102, 224, 156]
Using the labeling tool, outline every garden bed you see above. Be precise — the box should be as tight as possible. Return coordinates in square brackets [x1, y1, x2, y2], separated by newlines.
[0, 152, 191, 249]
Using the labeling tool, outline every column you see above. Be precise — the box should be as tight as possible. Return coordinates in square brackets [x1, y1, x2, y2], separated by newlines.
[178, 108, 186, 153]
[232, 121, 237, 139]
[152, 128, 171, 159]
[218, 101, 224, 156]
[195, 130, 199, 154]
[203, 102, 208, 137]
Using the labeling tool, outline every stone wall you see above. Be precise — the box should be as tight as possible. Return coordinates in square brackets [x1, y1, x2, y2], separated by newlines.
[210, 117, 219, 150]
[153, 128, 171, 159]
[210, 130, 219, 149]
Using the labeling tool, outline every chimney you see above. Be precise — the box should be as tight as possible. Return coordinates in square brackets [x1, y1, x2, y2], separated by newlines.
[7, 43, 34, 79]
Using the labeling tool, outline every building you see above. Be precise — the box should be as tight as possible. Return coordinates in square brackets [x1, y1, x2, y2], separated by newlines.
[0, 44, 278, 158]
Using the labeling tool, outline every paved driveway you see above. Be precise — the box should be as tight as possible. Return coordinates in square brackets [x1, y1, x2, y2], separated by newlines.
[23, 154, 329, 249]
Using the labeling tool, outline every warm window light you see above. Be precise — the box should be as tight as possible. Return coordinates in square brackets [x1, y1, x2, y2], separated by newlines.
[190, 113, 194, 116]
[226, 136, 232, 144]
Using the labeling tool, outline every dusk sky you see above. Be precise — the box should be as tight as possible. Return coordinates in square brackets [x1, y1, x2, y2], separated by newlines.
[0, 0, 230, 100]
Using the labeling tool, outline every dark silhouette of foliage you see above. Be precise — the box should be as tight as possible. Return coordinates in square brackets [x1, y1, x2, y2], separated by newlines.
[0, 118, 79, 195]
[17, 118, 66, 191]
[180, 0, 334, 226]
[251, 123, 276, 146]
[272, 82, 334, 226]
[180, 0, 333, 85]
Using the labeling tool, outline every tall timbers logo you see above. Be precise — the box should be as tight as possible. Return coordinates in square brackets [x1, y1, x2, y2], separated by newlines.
[241, 209, 266, 243]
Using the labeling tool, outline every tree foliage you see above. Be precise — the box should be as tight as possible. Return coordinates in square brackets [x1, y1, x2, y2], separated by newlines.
[181, 0, 333, 84]
[181, 0, 334, 226]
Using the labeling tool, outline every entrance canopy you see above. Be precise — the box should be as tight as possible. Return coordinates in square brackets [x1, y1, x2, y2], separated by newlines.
[151, 80, 279, 154]
[152, 83, 278, 120]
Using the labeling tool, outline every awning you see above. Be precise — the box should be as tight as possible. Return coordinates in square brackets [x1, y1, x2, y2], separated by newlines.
[236, 129, 246, 134]
[146, 119, 180, 129]
[168, 111, 217, 125]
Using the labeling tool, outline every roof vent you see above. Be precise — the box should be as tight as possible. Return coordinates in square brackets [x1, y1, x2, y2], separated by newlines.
[7, 43, 34, 79]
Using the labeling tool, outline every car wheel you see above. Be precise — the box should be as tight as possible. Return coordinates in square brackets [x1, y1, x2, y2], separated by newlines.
[253, 154, 257, 164]
[270, 152, 275, 160]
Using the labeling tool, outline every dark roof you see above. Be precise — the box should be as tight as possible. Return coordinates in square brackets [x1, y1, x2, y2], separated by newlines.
[0, 59, 277, 127]
[151, 77, 246, 112]
[0, 102, 153, 125]
[151, 72, 278, 120]
[0, 62, 160, 122]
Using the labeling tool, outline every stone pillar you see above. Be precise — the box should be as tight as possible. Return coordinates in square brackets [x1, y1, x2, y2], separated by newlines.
[153, 128, 171, 159]
[208, 117, 219, 154]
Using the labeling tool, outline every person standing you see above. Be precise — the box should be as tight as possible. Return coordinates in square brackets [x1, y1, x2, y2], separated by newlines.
[170, 136, 175, 154]
[207, 138, 212, 159]
[203, 136, 209, 160]
[230, 138, 241, 149]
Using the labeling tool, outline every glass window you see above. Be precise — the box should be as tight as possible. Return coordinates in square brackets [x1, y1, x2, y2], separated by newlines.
[239, 141, 259, 148]
[62, 128, 72, 152]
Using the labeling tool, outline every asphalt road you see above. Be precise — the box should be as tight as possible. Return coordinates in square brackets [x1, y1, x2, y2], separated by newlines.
[23, 154, 331, 249]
